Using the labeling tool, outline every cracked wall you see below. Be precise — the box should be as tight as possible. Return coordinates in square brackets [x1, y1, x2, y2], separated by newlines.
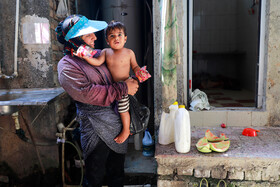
[0, 2, 54, 89]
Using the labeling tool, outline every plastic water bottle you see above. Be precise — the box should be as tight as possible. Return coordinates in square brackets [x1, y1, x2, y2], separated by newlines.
[174, 105, 191, 153]
[142, 129, 154, 157]
[159, 101, 178, 145]
[168, 101, 179, 143]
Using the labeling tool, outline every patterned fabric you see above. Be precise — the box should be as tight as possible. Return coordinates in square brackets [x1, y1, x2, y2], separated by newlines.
[118, 95, 129, 113]
[76, 101, 127, 160]
[160, 0, 180, 109]
[55, 15, 86, 56]
[65, 16, 89, 41]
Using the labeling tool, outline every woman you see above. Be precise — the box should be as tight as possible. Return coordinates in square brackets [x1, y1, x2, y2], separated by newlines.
[55, 15, 139, 187]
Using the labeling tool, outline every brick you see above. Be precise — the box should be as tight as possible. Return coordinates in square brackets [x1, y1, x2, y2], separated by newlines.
[194, 168, 210, 178]
[52, 32, 56, 40]
[59, 45, 64, 51]
[262, 165, 279, 181]
[157, 165, 174, 175]
[50, 22, 56, 30]
[157, 180, 187, 187]
[49, 9, 54, 18]
[49, 0, 54, 9]
[245, 169, 262, 181]
[52, 64, 57, 71]
[177, 167, 193, 176]
[52, 44, 59, 51]
[211, 167, 227, 179]
[228, 169, 244, 180]
[52, 54, 56, 61]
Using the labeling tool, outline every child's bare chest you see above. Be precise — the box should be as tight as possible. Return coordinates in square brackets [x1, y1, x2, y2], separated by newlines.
[106, 52, 130, 68]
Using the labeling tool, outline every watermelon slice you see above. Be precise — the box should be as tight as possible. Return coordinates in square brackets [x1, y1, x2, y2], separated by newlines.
[196, 130, 230, 153]
[205, 130, 229, 142]
[198, 146, 212, 153]
[210, 140, 230, 152]
[196, 137, 210, 150]
[205, 129, 223, 142]
[196, 137, 212, 153]
[220, 133, 229, 141]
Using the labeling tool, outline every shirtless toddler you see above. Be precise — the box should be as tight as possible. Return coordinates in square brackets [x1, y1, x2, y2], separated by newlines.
[76, 21, 140, 144]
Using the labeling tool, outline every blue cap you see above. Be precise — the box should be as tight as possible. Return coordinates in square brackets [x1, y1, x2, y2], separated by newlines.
[65, 16, 108, 41]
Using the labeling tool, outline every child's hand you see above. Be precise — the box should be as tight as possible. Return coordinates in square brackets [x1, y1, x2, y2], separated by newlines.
[135, 66, 151, 83]
[74, 45, 97, 58]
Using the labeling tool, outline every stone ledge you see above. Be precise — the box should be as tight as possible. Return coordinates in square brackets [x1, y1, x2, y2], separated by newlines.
[155, 126, 280, 182]
[157, 179, 280, 187]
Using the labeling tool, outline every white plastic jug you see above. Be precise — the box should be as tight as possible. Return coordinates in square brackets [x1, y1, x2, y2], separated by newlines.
[158, 102, 179, 145]
[174, 105, 191, 153]
[142, 129, 154, 157]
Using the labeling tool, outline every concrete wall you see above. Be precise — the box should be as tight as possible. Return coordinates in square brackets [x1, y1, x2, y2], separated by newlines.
[0, 0, 75, 178]
[0, 1, 53, 88]
[265, 0, 280, 125]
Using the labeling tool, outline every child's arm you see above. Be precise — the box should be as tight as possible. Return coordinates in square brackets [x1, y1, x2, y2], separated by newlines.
[83, 49, 106, 66]
[129, 50, 140, 74]
[129, 49, 151, 83]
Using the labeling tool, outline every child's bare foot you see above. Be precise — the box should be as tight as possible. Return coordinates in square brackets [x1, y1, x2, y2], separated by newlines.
[114, 129, 130, 144]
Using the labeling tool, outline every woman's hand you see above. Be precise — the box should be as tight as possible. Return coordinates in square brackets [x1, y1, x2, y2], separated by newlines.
[125, 78, 139, 95]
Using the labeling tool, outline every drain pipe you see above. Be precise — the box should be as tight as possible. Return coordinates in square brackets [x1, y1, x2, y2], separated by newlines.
[0, 0, 19, 79]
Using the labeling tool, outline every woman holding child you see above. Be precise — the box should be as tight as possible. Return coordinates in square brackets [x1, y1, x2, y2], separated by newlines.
[56, 14, 139, 187]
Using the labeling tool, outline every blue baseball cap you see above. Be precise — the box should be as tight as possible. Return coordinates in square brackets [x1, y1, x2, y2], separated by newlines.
[65, 16, 108, 41]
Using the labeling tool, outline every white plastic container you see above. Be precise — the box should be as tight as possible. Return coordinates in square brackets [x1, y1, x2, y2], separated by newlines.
[158, 101, 178, 145]
[174, 105, 191, 153]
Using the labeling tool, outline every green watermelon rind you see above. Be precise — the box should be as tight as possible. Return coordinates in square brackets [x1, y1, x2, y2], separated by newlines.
[196, 137, 210, 150]
[210, 140, 230, 152]
[198, 146, 212, 153]
[205, 130, 229, 142]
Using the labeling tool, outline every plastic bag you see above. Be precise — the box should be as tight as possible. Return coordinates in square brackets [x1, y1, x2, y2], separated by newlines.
[129, 95, 150, 135]
[190, 89, 211, 111]
[56, 0, 69, 18]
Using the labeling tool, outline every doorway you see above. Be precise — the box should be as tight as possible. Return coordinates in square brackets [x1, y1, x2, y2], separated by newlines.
[189, 0, 262, 108]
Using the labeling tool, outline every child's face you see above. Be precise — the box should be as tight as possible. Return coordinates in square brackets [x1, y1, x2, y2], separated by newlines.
[106, 28, 127, 50]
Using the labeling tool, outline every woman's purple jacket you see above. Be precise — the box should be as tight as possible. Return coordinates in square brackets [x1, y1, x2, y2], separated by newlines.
[57, 50, 128, 159]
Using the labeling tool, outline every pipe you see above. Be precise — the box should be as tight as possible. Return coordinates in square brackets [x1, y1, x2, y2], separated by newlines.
[0, 0, 19, 79]
[75, 0, 78, 14]
[13, 0, 19, 77]
[56, 118, 83, 187]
